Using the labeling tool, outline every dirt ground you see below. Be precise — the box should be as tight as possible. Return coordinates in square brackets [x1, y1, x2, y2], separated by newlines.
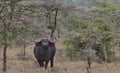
[0, 43, 120, 73]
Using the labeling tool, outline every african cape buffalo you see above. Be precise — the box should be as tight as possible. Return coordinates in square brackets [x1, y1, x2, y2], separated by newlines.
[34, 38, 56, 69]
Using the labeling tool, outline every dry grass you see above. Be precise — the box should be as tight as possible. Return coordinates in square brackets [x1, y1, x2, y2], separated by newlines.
[0, 43, 120, 73]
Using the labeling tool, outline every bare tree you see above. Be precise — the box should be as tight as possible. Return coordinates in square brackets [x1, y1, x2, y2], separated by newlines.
[2, 19, 8, 72]
[42, 0, 59, 39]
[83, 36, 97, 73]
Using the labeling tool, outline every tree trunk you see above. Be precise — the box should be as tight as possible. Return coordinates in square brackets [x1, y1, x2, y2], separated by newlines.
[86, 56, 91, 73]
[23, 41, 26, 59]
[103, 44, 108, 62]
[87, 57, 91, 68]
[2, 43, 7, 72]
[86, 57, 91, 73]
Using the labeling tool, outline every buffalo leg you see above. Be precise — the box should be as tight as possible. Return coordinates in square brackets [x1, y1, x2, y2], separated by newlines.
[50, 58, 54, 68]
[41, 62, 44, 67]
[37, 59, 42, 67]
[45, 61, 49, 69]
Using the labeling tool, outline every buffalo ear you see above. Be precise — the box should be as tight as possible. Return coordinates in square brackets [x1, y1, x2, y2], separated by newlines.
[49, 41, 55, 46]
[35, 41, 42, 46]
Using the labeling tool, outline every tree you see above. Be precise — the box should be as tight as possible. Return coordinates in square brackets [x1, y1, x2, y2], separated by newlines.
[0, 0, 20, 71]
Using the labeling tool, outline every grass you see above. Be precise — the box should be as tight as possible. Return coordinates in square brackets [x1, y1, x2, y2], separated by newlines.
[0, 43, 120, 73]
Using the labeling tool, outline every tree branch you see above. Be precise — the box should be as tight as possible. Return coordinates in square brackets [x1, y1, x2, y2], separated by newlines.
[50, 8, 58, 38]
[0, 6, 5, 14]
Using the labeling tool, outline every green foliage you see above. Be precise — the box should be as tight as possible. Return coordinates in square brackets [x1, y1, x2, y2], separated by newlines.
[64, 9, 119, 62]
[107, 50, 116, 62]
[98, 24, 111, 32]
[0, 34, 3, 46]
[78, 21, 88, 29]
[64, 40, 84, 61]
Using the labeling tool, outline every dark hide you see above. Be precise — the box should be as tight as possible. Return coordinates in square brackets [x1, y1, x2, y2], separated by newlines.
[34, 39, 56, 69]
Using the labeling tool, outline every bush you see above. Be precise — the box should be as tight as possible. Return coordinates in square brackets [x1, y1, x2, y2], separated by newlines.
[65, 47, 84, 61]
[64, 34, 117, 62]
